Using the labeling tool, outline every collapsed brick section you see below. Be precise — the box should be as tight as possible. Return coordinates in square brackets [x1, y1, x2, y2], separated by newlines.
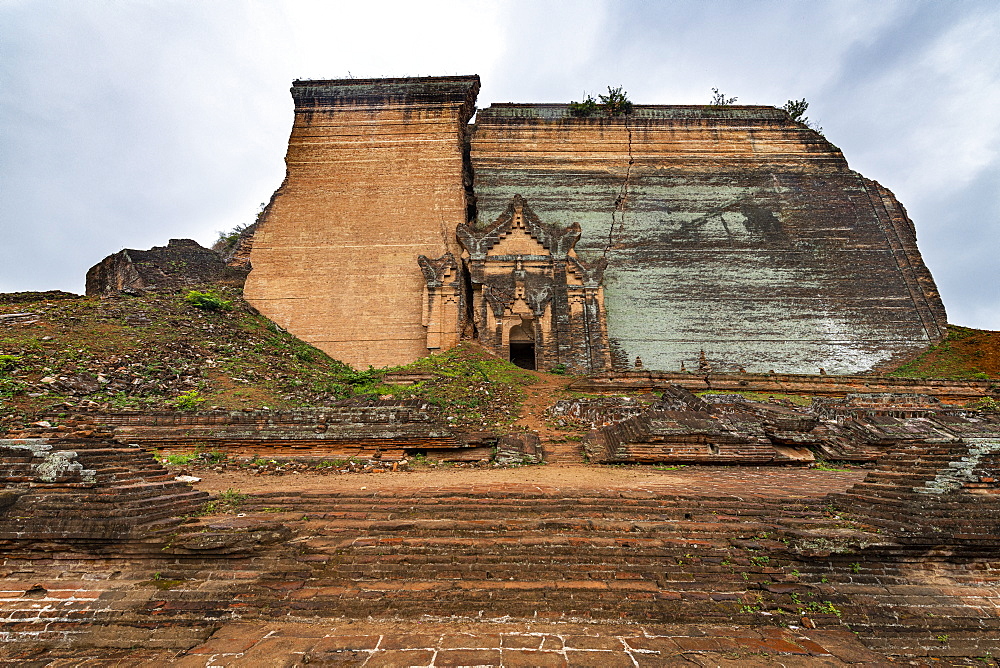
[85, 239, 245, 297]
[0, 438, 208, 550]
[585, 409, 785, 464]
[825, 398, 1000, 545]
[581, 389, 1000, 466]
[572, 369, 996, 403]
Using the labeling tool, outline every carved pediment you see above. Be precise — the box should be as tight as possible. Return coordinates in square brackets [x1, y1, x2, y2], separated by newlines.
[427, 195, 610, 373]
[457, 195, 582, 260]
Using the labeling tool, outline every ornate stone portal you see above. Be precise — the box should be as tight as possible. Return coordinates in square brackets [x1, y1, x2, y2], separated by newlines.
[420, 195, 610, 373]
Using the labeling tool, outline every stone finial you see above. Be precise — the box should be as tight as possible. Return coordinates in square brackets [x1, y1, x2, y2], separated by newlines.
[698, 350, 710, 372]
[417, 253, 458, 287]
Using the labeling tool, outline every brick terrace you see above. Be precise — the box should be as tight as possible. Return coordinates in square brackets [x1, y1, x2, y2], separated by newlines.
[4, 464, 999, 665]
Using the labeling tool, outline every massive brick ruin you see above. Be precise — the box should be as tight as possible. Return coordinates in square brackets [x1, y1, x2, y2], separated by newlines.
[245, 75, 946, 374]
[11, 77, 996, 663]
[244, 76, 480, 368]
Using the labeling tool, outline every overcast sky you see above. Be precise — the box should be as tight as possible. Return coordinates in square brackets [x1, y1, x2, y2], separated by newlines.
[2, 0, 997, 329]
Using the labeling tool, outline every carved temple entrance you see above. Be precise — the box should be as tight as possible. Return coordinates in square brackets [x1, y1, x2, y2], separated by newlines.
[508, 320, 536, 369]
[419, 195, 611, 374]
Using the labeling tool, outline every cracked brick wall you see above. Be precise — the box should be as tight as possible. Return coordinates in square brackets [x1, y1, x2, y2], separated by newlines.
[470, 104, 947, 374]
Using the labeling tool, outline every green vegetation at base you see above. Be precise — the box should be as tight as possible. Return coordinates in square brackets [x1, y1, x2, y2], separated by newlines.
[170, 389, 206, 411]
[0, 354, 25, 398]
[0, 290, 536, 433]
[184, 290, 233, 312]
[198, 488, 246, 515]
[376, 344, 536, 429]
[813, 459, 852, 472]
[163, 449, 226, 466]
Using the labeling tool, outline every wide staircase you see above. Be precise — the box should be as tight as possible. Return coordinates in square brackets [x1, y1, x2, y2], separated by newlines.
[229, 484, 997, 659]
[238, 488, 830, 623]
[4, 465, 1000, 662]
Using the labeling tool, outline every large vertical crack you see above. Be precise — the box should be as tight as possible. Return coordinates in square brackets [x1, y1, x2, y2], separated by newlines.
[462, 121, 478, 225]
[604, 114, 634, 257]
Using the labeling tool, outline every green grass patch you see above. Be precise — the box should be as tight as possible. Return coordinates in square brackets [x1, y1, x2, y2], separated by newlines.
[697, 390, 813, 406]
[198, 488, 247, 515]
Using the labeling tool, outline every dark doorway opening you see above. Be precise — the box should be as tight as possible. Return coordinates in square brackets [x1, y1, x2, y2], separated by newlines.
[509, 342, 536, 370]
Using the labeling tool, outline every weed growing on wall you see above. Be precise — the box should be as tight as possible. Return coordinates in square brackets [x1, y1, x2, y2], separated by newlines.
[710, 87, 738, 106]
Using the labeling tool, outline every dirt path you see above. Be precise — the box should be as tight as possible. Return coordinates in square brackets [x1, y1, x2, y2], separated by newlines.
[191, 465, 864, 497]
[513, 370, 582, 464]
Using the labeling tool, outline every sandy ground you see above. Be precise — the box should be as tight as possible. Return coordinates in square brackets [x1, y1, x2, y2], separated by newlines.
[189, 464, 866, 498]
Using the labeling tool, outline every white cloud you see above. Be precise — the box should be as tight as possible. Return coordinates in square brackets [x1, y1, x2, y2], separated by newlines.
[0, 0, 997, 328]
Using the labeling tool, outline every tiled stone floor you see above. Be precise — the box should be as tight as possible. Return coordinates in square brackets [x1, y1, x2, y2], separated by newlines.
[18, 620, 895, 666]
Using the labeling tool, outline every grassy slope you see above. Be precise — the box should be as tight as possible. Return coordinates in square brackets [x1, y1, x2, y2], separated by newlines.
[3, 290, 996, 435]
[889, 325, 1000, 380]
[0, 289, 533, 433]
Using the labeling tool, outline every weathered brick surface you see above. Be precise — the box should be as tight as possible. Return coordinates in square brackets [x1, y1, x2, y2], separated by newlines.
[2, 468, 999, 661]
[0, 438, 208, 548]
[245, 76, 480, 368]
[572, 369, 996, 403]
[471, 103, 946, 374]
[11, 402, 490, 460]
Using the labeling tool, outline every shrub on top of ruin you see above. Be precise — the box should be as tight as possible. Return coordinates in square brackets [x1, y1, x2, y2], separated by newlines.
[710, 87, 738, 106]
[212, 203, 265, 254]
[212, 222, 253, 255]
[781, 98, 824, 135]
[569, 94, 600, 117]
[598, 86, 633, 116]
[184, 290, 233, 312]
[569, 86, 633, 117]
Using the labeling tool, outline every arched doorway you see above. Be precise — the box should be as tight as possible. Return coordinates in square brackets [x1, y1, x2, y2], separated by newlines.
[508, 322, 536, 370]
